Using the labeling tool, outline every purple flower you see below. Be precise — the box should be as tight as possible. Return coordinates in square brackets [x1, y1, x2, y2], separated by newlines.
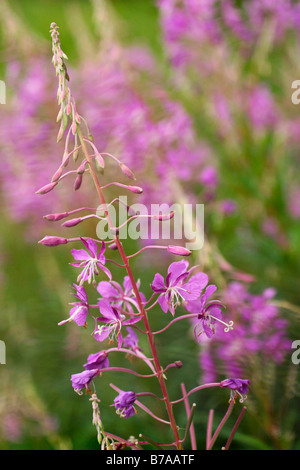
[71, 369, 99, 394]
[70, 238, 111, 286]
[58, 284, 89, 326]
[84, 351, 109, 371]
[151, 260, 209, 315]
[220, 199, 237, 215]
[94, 300, 141, 349]
[200, 282, 291, 381]
[199, 166, 218, 187]
[97, 276, 145, 314]
[185, 285, 231, 340]
[123, 327, 141, 352]
[114, 391, 137, 418]
[220, 378, 250, 402]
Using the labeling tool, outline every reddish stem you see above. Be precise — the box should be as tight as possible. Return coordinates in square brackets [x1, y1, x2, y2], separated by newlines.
[181, 383, 197, 450]
[223, 406, 246, 450]
[206, 409, 214, 450]
[77, 127, 182, 449]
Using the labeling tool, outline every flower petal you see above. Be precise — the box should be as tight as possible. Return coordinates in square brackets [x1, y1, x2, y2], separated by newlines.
[99, 264, 112, 280]
[151, 273, 166, 293]
[167, 260, 189, 287]
[71, 248, 90, 261]
[94, 326, 112, 343]
[80, 238, 98, 258]
[158, 294, 169, 313]
[97, 281, 119, 299]
[98, 300, 117, 320]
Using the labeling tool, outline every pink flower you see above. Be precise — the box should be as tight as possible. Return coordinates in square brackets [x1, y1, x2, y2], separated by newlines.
[185, 285, 230, 340]
[71, 369, 99, 394]
[97, 276, 146, 314]
[151, 260, 208, 316]
[94, 300, 142, 349]
[58, 284, 89, 327]
[70, 238, 111, 286]
[114, 391, 137, 419]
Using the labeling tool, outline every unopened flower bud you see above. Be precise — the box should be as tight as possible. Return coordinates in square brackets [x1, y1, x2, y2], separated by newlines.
[38, 236, 68, 247]
[74, 112, 81, 124]
[36, 181, 58, 195]
[44, 212, 69, 222]
[71, 121, 77, 135]
[120, 163, 136, 181]
[153, 211, 175, 221]
[57, 116, 68, 142]
[58, 88, 66, 105]
[167, 245, 191, 256]
[51, 166, 63, 182]
[74, 174, 82, 191]
[62, 218, 82, 227]
[77, 162, 87, 174]
[108, 242, 118, 250]
[66, 103, 72, 116]
[174, 361, 183, 368]
[96, 153, 105, 169]
[73, 148, 79, 162]
[127, 185, 143, 194]
[56, 107, 63, 122]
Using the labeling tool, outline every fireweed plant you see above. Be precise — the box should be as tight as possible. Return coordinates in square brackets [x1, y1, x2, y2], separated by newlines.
[36, 23, 250, 451]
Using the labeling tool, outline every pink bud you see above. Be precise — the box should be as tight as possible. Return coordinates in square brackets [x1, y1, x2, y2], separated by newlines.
[108, 242, 118, 250]
[62, 218, 82, 228]
[153, 211, 175, 221]
[56, 107, 63, 122]
[120, 163, 136, 181]
[58, 88, 66, 104]
[174, 361, 183, 368]
[74, 112, 81, 124]
[71, 121, 77, 135]
[36, 181, 58, 195]
[38, 236, 68, 247]
[51, 166, 63, 182]
[127, 185, 143, 194]
[96, 153, 105, 169]
[43, 212, 69, 222]
[57, 126, 64, 143]
[167, 245, 191, 256]
[77, 162, 87, 174]
[74, 174, 82, 191]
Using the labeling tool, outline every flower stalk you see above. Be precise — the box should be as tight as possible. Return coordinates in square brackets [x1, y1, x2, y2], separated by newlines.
[38, 22, 249, 451]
